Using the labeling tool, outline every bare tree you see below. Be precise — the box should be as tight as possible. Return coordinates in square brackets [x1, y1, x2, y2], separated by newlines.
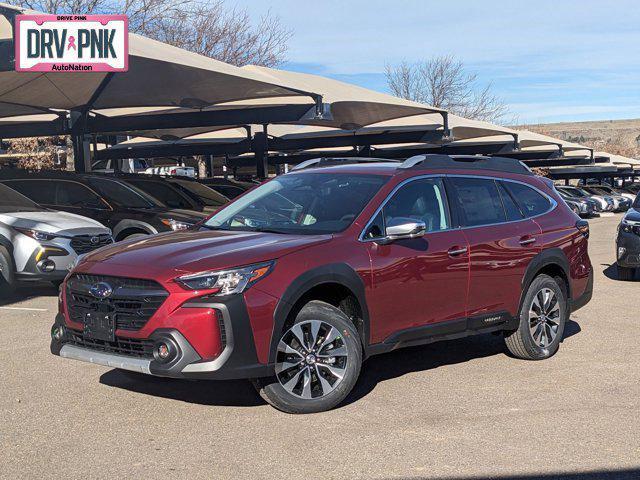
[386, 55, 508, 123]
[15, 0, 291, 66]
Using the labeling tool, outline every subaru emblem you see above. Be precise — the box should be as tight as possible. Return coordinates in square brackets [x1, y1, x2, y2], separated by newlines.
[89, 282, 113, 299]
[90, 236, 100, 245]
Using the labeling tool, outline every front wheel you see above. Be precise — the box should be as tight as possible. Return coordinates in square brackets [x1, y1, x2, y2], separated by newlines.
[504, 274, 567, 360]
[254, 300, 362, 414]
[0, 246, 16, 297]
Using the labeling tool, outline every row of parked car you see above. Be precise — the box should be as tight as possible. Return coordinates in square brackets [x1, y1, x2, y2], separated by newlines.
[555, 183, 638, 217]
[0, 169, 254, 294]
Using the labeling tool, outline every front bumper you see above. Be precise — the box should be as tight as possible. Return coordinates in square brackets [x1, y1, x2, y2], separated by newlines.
[51, 294, 275, 380]
[617, 230, 640, 268]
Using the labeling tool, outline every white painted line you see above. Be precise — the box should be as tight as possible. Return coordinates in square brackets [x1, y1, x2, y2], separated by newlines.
[0, 306, 49, 312]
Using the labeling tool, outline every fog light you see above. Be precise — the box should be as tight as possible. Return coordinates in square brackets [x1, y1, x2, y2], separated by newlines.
[51, 324, 65, 341]
[157, 343, 170, 359]
[618, 247, 626, 259]
[37, 259, 56, 273]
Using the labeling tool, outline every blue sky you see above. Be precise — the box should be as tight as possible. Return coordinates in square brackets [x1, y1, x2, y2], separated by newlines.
[232, 0, 640, 124]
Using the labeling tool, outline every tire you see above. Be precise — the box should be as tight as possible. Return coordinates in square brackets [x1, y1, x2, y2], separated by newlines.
[504, 274, 567, 360]
[617, 264, 636, 281]
[253, 300, 362, 414]
[0, 246, 16, 297]
[123, 233, 148, 241]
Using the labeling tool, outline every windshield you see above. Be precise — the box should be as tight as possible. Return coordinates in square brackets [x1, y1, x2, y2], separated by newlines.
[204, 172, 388, 234]
[171, 179, 229, 207]
[86, 177, 163, 209]
[0, 183, 42, 212]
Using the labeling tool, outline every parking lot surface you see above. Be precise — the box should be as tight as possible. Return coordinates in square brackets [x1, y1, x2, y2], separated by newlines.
[1, 214, 639, 480]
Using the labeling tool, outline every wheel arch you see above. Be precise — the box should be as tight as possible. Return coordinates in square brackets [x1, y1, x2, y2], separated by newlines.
[113, 220, 156, 241]
[269, 263, 370, 364]
[520, 248, 572, 312]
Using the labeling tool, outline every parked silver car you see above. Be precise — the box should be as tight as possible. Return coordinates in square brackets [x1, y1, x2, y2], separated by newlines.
[0, 183, 112, 294]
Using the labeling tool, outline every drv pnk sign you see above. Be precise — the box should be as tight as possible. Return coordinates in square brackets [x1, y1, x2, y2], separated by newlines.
[15, 15, 128, 72]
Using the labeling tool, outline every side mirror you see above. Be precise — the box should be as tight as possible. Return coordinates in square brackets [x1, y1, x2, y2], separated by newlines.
[382, 217, 426, 243]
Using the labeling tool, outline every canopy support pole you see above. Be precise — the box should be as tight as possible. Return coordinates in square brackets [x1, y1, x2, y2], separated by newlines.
[253, 125, 269, 179]
[68, 111, 91, 173]
[0, 7, 17, 71]
[440, 112, 451, 139]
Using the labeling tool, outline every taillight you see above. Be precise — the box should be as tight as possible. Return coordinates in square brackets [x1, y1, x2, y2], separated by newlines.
[576, 219, 589, 238]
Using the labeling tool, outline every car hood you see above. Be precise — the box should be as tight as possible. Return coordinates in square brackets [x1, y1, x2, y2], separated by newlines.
[80, 229, 332, 279]
[0, 210, 109, 235]
[624, 208, 640, 223]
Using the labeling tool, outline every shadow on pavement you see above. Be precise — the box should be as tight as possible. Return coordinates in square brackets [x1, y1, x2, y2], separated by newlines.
[0, 283, 59, 307]
[101, 320, 581, 410]
[99, 369, 266, 407]
[401, 468, 640, 480]
[343, 320, 581, 407]
[603, 263, 637, 281]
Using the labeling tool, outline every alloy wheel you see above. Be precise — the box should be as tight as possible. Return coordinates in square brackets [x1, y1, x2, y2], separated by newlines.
[275, 320, 348, 399]
[528, 287, 561, 348]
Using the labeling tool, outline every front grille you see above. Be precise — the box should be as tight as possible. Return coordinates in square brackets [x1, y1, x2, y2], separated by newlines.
[66, 274, 168, 331]
[71, 234, 113, 254]
[66, 329, 154, 358]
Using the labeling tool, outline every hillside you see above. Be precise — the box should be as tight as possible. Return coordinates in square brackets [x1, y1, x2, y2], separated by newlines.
[519, 118, 640, 158]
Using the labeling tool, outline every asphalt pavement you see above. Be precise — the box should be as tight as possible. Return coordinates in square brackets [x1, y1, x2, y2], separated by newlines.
[1, 213, 639, 480]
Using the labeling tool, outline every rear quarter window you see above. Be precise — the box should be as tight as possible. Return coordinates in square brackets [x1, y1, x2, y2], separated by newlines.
[503, 181, 553, 218]
[448, 177, 506, 227]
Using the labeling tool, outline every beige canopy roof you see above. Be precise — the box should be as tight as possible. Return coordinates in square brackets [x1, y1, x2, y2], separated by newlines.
[0, 2, 320, 120]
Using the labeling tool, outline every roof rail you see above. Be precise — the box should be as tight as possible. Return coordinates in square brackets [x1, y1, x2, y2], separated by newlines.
[398, 154, 533, 175]
[290, 157, 400, 171]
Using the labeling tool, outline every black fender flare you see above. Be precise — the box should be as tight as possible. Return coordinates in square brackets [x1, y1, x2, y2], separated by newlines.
[269, 263, 370, 364]
[520, 248, 572, 309]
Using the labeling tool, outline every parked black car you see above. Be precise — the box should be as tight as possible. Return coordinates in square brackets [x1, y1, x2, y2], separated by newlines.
[109, 174, 205, 212]
[198, 177, 255, 199]
[163, 177, 229, 213]
[617, 197, 640, 280]
[0, 171, 207, 241]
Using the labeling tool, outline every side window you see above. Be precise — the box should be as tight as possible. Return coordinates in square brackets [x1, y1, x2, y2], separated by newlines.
[449, 177, 505, 227]
[503, 182, 552, 218]
[497, 181, 524, 221]
[3, 180, 55, 204]
[363, 178, 450, 239]
[54, 181, 107, 209]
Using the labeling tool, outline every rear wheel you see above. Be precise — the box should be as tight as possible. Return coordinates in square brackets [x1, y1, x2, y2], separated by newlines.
[254, 300, 362, 414]
[0, 246, 16, 297]
[617, 264, 636, 281]
[504, 274, 567, 360]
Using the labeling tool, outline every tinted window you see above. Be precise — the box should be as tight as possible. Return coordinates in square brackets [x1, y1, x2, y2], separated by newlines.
[54, 181, 106, 209]
[170, 179, 229, 207]
[0, 183, 41, 212]
[125, 180, 193, 209]
[205, 173, 387, 235]
[86, 177, 159, 209]
[381, 178, 450, 233]
[503, 182, 552, 217]
[363, 211, 385, 239]
[449, 177, 505, 227]
[4, 180, 56, 205]
[497, 181, 524, 221]
[210, 185, 245, 199]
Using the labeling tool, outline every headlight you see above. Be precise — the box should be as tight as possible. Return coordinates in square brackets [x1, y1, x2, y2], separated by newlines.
[620, 219, 635, 233]
[161, 218, 193, 231]
[14, 227, 57, 241]
[176, 261, 274, 295]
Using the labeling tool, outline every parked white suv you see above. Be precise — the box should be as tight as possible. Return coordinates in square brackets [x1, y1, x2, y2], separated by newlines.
[0, 183, 112, 294]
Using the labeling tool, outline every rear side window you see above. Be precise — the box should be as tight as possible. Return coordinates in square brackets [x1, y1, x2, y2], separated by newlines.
[449, 177, 505, 227]
[3, 180, 56, 204]
[497, 182, 524, 221]
[54, 181, 107, 209]
[503, 181, 552, 218]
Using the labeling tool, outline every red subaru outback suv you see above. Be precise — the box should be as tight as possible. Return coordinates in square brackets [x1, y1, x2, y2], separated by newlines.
[51, 155, 593, 413]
